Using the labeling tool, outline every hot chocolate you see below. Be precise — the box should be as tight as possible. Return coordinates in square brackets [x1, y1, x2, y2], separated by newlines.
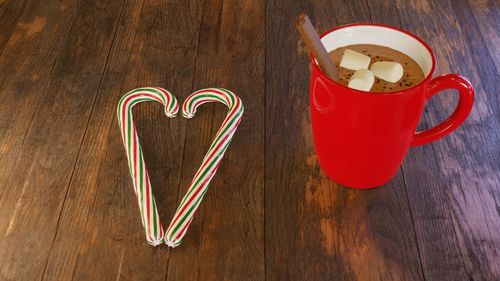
[328, 44, 425, 93]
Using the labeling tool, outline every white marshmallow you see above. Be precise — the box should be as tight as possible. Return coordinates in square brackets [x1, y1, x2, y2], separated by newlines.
[370, 61, 404, 83]
[339, 49, 371, 71]
[348, 69, 374, 92]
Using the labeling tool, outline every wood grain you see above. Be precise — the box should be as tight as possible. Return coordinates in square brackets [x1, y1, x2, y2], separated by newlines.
[0, 0, 28, 55]
[0, 0, 80, 196]
[0, 0, 498, 280]
[467, 0, 500, 71]
[394, 0, 500, 280]
[0, 0, 125, 280]
[165, 0, 265, 280]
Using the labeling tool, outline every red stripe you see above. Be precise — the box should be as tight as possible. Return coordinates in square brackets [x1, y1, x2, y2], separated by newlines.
[182, 95, 237, 162]
[121, 92, 164, 150]
[192, 99, 213, 110]
[213, 97, 241, 137]
[121, 101, 127, 144]
[155, 87, 179, 115]
[218, 90, 231, 104]
[155, 87, 170, 106]
[169, 165, 215, 228]
[133, 123, 153, 241]
[132, 126, 138, 187]
[145, 170, 152, 240]
[121, 93, 164, 142]
[191, 111, 240, 181]
[197, 88, 230, 104]
[174, 216, 194, 241]
[170, 130, 232, 227]
[191, 132, 230, 180]
[122, 93, 163, 196]
[184, 89, 224, 112]
[173, 162, 222, 240]
[204, 94, 240, 137]
[122, 92, 163, 111]
[183, 88, 210, 112]
[183, 95, 190, 112]
[192, 118, 239, 179]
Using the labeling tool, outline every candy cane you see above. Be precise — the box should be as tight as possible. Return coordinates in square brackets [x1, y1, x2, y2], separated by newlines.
[164, 88, 244, 247]
[117, 87, 179, 246]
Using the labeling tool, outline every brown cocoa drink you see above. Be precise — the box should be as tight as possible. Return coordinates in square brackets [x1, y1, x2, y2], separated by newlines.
[329, 44, 425, 93]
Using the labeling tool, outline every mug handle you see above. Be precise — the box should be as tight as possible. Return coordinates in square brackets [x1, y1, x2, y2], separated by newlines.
[411, 74, 474, 146]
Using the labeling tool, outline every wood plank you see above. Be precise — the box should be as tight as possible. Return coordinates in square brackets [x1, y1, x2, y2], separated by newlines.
[265, 1, 424, 280]
[0, 0, 126, 280]
[41, 0, 206, 280]
[0, 0, 497, 280]
[467, 0, 500, 71]
[165, 0, 265, 280]
[395, 0, 500, 280]
[0, 0, 87, 279]
[0, 0, 80, 193]
[0, 0, 28, 55]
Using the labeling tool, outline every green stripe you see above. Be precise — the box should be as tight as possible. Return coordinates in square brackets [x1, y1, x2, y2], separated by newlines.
[127, 110, 133, 173]
[123, 98, 151, 185]
[177, 107, 240, 205]
[168, 98, 176, 111]
[125, 96, 158, 144]
[170, 186, 210, 238]
[219, 88, 236, 105]
[138, 143, 145, 234]
[152, 197, 158, 237]
[206, 109, 242, 153]
[118, 87, 169, 119]
[188, 94, 226, 112]
[178, 139, 230, 206]
[178, 150, 221, 206]
[205, 109, 241, 156]
[126, 98, 150, 164]
[127, 87, 166, 104]
[199, 90, 240, 152]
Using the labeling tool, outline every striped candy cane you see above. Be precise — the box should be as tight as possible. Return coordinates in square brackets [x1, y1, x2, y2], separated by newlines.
[164, 88, 244, 247]
[117, 87, 179, 246]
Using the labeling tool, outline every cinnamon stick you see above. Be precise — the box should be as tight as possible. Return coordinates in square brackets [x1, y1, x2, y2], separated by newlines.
[295, 13, 338, 80]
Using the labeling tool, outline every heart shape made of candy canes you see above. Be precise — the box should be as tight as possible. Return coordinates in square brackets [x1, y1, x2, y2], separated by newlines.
[117, 87, 243, 247]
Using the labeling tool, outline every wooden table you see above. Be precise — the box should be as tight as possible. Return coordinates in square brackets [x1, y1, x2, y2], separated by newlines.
[0, 0, 498, 280]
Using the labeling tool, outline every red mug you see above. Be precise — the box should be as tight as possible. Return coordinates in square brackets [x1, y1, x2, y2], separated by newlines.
[309, 23, 474, 188]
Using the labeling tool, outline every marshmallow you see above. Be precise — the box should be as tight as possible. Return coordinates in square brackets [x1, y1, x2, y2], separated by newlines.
[370, 61, 404, 83]
[348, 69, 374, 92]
[339, 49, 371, 71]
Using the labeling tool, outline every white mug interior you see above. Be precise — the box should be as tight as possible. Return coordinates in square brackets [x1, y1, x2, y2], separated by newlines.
[319, 25, 434, 77]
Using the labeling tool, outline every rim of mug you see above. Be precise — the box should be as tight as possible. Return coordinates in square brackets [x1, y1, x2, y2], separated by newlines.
[310, 23, 437, 96]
